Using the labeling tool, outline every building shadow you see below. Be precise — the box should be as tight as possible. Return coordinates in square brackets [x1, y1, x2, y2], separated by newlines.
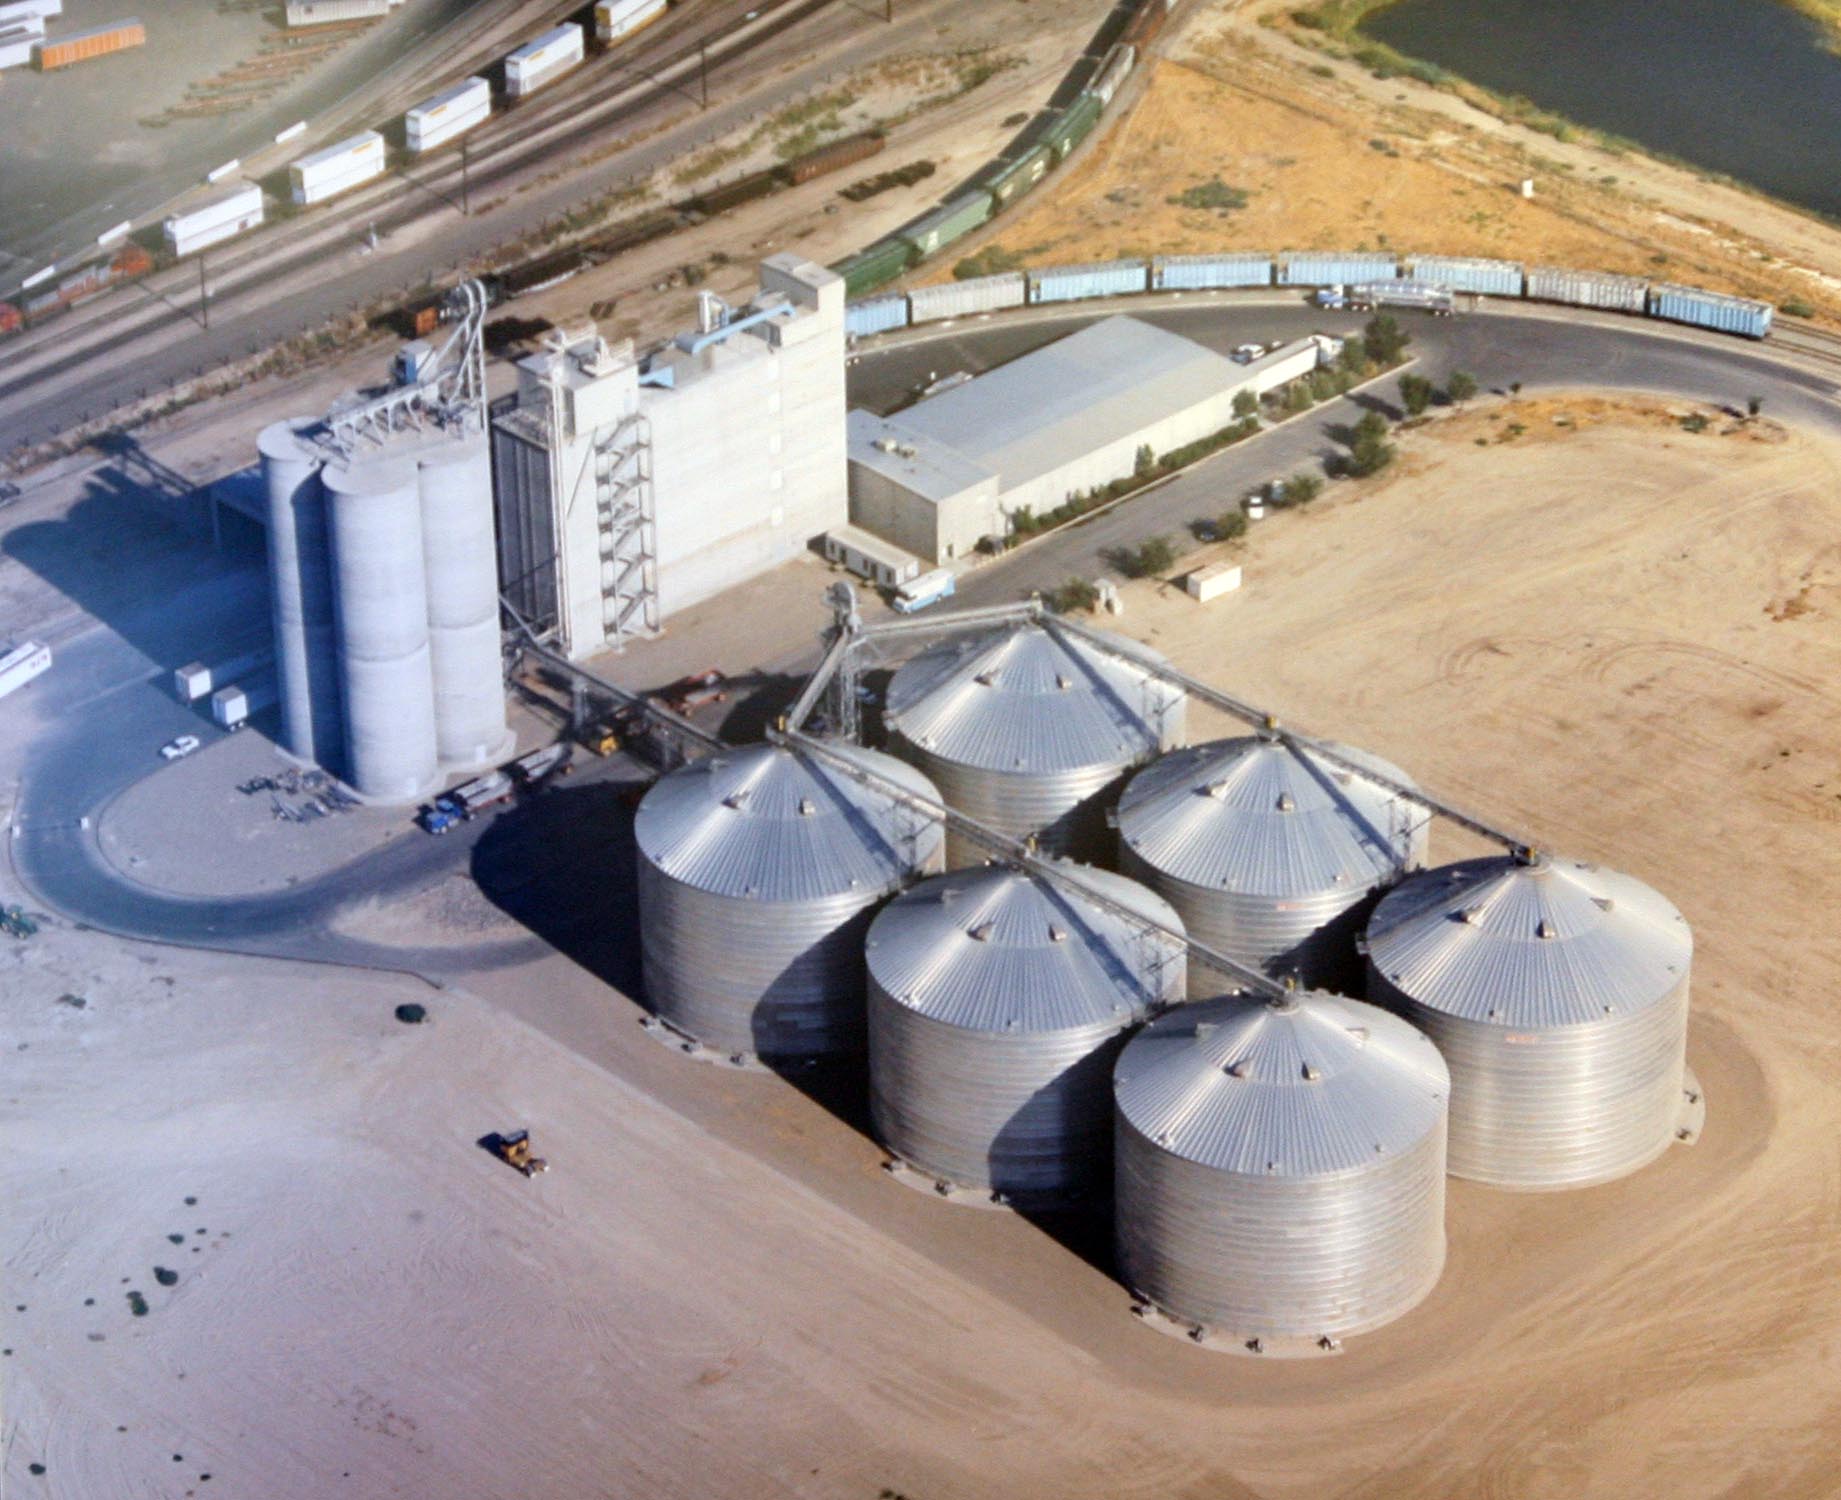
[468, 773, 650, 994]
[2, 452, 268, 675]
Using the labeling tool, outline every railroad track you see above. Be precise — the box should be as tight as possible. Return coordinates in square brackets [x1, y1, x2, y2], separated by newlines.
[1766, 321, 1841, 370]
[0, 0, 846, 415]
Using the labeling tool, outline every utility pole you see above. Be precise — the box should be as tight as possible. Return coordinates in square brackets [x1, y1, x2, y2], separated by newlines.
[198, 255, 208, 330]
[461, 136, 470, 216]
[699, 40, 708, 109]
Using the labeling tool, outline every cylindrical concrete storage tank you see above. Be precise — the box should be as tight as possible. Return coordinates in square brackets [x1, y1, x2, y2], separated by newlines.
[1364, 853, 1693, 1190]
[1117, 735, 1427, 995]
[866, 861, 1186, 1206]
[634, 742, 946, 1060]
[882, 622, 1184, 867]
[259, 419, 343, 773]
[1114, 990, 1449, 1349]
[323, 454, 440, 802]
[417, 433, 511, 771]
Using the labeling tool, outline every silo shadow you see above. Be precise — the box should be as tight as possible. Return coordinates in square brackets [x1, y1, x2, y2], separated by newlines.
[988, 1059, 1124, 1281]
[469, 772, 651, 994]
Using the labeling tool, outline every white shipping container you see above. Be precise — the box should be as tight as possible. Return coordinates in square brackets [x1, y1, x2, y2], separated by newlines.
[285, 0, 388, 27]
[595, 0, 665, 43]
[505, 22, 583, 98]
[1184, 563, 1241, 603]
[289, 130, 385, 205]
[1240, 337, 1320, 399]
[0, 0, 58, 26]
[165, 184, 264, 257]
[406, 75, 490, 153]
[0, 19, 41, 68]
[0, 641, 52, 700]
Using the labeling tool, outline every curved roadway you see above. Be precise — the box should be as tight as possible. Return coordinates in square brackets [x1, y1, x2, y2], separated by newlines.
[10, 298, 1839, 972]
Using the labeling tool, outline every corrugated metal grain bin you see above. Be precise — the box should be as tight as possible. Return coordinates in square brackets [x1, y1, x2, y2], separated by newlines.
[867, 861, 1185, 1205]
[165, 184, 264, 258]
[36, 16, 143, 69]
[833, 238, 914, 297]
[899, 191, 995, 259]
[1647, 282, 1772, 339]
[505, 21, 584, 99]
[786, 129, 885, 185]
[1403, 255, 1524, 298]
[1152, 253, 1273, 291]
[289, 130, 386, 206]
[406, 75, 491, 154]
[845, 294, 909, 338]
[1088, 42, 1135, 106]
[1365, 853, 1694, 1190]
[1114, 990, 1448, 1347]
[1043, 93, 1103, 159]
[909, 271, 1025, 321]
[883, 620, 1185, 866]
[634, 742, 946, 1060]
[1117, 734, 1428, 996]
[981, 145, 1052, 209]
[1525, 266, 1647, 313]
[1028, 259, 1147, 304]
[594, 0, 665, 44]
[1278, 252, 1397, 287]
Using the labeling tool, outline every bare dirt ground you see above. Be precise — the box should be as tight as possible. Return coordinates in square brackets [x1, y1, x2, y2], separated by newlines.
[936, 1, 1841, 323]
[9, 398, 1840, 1497]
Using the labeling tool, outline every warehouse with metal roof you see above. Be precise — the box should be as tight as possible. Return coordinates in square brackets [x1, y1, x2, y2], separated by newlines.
[846, 317, 1325, 562]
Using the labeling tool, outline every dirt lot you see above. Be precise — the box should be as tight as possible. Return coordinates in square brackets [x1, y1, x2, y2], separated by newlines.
[932, 2, 1841, 322]
[8, 396, 1840, 1496]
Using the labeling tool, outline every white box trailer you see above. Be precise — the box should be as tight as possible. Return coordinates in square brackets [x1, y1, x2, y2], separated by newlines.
[289, 130, 386, 206]
[0, 18, 41, 68]
[0, 0, 59, 25]
[505, 22, 583, 99]
[285, 0, 389, 26]
[1184, 562, 1242, 603]
[0, 640, 51, 700]
[823, 524, 922, 588]
[164, 184, 264, 257]
[595, 0, 665, 43]
[406, 74, 490, 153]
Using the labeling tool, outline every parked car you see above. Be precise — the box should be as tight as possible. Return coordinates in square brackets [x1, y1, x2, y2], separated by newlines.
[160, 734, 201, 761]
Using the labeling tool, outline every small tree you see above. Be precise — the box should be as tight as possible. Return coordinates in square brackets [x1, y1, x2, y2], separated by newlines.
[1346, 433, 1395, 478]
[1747, 394, 1764, 419]
[1285, 471, 1324, 506]
[1232, 388, 1260, 419]
[1398, 373, 1434, 417]
[1118, 534, 1181, 577]
[1215, 510, 1249, 542]
[1446, 370, 1479, 406]
[1354, 410, 1389, 445]
[1363, 313, 1410, 365]
[1509, 380, 1523, 397]
[1133, 442, 1157, 478]
[1047, 576, 1100, 614]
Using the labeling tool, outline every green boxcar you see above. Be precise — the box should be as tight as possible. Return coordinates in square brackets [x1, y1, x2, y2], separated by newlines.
[833, 238, 915, 298]
[897, 190, 995, 261]
[979, 144, 1052, 210]
[1043, 94, 1103, 161]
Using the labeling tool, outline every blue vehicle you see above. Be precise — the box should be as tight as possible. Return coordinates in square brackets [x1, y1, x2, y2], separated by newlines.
[892, 568, 955, 614]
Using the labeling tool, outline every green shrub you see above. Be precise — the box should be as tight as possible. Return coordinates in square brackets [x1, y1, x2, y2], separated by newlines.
[1047, 577, 1100, 613]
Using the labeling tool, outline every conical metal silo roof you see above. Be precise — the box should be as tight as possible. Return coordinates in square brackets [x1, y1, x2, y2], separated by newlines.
[1114, 991, 1449, 1178]
[867, 863, 1185, 1035]
[1364, 855, 1691, 1027]
[634, 741, 943, 902]
[883, 622, 1182, 775]
[1117, 736, 1421, 897]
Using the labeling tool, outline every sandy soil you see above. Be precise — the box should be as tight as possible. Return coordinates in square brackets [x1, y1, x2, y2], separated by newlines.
[930, 2, 1841, 322]
[9, 398, 1841, 1497]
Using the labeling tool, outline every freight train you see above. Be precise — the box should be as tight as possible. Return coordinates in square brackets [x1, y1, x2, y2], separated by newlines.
[841, 251, 1777, 343]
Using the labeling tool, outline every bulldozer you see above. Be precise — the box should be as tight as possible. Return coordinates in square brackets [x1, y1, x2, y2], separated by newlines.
[493, 1130, 548, 1178]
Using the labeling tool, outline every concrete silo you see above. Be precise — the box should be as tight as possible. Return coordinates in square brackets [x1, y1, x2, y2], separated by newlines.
[1114, 990, 1449, 1352]
[321, 453, 442, 803]
[1117, 734, 1427, 995]
[882, 621, 1184, 867]
[1364, 853, 1695, 1190]
[259, 419, 344, 773]
[417, 435, 512, 771]
[634, 741, 946, 1060]
[866, 861, 1186, 1206]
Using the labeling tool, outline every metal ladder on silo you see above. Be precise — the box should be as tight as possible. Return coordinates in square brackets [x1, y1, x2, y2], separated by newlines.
[593, 411, 659, 649]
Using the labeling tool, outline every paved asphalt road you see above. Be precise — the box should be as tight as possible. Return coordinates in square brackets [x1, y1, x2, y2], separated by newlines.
[9, 299, 1838, 972]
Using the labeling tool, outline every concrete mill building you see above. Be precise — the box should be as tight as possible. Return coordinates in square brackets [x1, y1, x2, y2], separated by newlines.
[492, 255, 848, 659]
